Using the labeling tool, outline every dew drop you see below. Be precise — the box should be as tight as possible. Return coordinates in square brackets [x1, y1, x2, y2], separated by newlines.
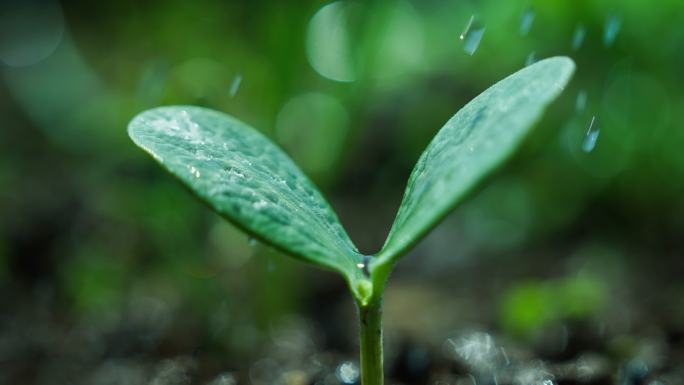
[195, 149, 212, 161]
[253, 199, 268, 210]
[229, 74, 242, 97]
[582, 116, 599, 152]
[188, 166, 201, 178]
[460, 15, 486, 56]
[603, 14, 621, 47]
[356, 256, 371, 277]
[576, 90, 587, 112]
[571, 24, 586, 50]
[335, 361, 360, 385]
[525, 51, 537, 66]
[207, 372, 237, 385]
[500, 346, 510, 366]
[519, 8, 535, 36]
[225, 167, 246, 180]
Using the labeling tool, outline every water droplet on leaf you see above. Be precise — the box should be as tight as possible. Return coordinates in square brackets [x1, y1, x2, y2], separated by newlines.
[188, 166, 201, 178]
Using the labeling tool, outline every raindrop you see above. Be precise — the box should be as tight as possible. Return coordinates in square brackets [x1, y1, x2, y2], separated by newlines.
[500, 347, 510, 366]
[576, 90, 587, 112]
[571, 24, 587, 50]
[525, 51, 537, 66]
[460, 15, 486, 56]
[253, 200, 268, 210]
[514, 363, 554, 385]
[335, 361, 360, 385]
[603, 14, 621, 47]
[519, 8, 536, 36]
[582, 116, 599, 152]
[229, 74, 242, 97]
[188, 166, 201, 178]
[445, 332, 498, 370]
[248, 237, 258, 247]
[195, 149, 212, 161]
[356, 256, 371, 277]
[207, 372, 237, 385]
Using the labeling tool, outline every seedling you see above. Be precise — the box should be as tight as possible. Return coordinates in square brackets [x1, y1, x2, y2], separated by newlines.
[128, 57, 575, 385]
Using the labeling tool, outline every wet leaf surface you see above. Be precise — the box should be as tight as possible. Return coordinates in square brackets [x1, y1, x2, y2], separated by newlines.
[128, 106, 367, 288]
[378, 57, 575, 265]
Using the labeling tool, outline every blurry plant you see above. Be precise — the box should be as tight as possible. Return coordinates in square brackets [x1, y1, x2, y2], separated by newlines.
[501, 274, 606, 338]
[128, 57, 574, 385]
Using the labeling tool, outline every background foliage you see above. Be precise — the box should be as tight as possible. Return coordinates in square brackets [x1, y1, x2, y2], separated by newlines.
[1, 0, 683, 383]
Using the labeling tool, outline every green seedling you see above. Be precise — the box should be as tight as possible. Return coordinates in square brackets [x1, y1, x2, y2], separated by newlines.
[128, 57, 575, 385]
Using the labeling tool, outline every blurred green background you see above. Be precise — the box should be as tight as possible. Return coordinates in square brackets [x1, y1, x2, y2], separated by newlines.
[1, 0, 684, 384]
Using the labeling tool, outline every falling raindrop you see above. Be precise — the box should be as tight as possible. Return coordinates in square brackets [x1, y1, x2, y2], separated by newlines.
[603, 14, 621, 47]
[571, 24, 587, 50]
[525, 51, 537, 66]
[335, 361, 360, 384]
[207, 372, 237, 385]
[229, 74, 242, 97]
[248, 237, 258, 247]
[582, 116, 599, 152]
[500, 347, 510, 366]
[445, 332, 498, 370]
[576, 90, 587, 112]
[460, 15, 486, 55]
[519, 8, 536, 36]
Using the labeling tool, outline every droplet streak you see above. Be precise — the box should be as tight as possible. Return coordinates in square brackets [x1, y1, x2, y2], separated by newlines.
[582, 115, 599, 152]
[519, 8, 535, 36]
[603, 15, 621, 47]
[460, 15, 485, 55]
[571, 24, 586, 50]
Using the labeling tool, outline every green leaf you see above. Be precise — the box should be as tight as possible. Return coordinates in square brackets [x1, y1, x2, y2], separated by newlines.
[376, 57, 575, 266]
[128, 106, 370, 301]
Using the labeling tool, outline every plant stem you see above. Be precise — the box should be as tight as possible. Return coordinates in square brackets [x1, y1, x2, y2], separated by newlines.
[359, 297, 383, 385]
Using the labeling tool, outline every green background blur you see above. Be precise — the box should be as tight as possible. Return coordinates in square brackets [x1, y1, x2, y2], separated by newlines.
[1, 0, 684, 383]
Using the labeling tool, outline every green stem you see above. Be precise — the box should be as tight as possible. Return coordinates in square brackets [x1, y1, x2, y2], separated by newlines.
[358, 297, 383, 385]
